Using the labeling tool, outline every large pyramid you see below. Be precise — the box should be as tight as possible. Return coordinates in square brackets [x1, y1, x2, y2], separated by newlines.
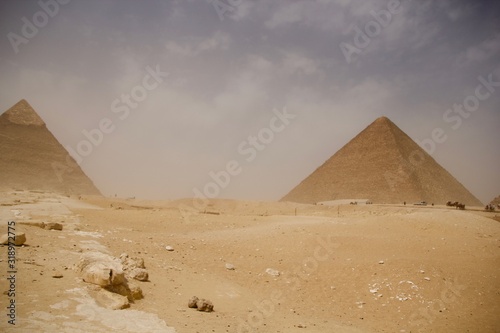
[282, 117, 483, 206]
[0, 99, 101, 195]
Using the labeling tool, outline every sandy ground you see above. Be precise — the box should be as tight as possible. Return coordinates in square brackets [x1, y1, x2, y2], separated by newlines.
[0, 191, 499, 333]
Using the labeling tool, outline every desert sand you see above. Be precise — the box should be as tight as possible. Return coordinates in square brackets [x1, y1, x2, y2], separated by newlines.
[1, 190, 499, 333]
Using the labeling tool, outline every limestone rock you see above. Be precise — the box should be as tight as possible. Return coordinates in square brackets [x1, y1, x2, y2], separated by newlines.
[127, 281, 144, 300]
[76, 252, 125, 287]
[91, 288, 130, 310]
[106, 280, 143, 301]
[188, 296, 199, 308]
[121, 254, 145, 269]
[196, 299, 214, 312]
[188, 296, 214, 312]
[43, 222, 63, 231]
[128, 268, 149, 281]
[120, 253, 148, 281]
[0, 232, 26, 246]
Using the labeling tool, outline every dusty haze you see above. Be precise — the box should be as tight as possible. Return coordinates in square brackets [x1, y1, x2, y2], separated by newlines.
[0, 1, 499, 202]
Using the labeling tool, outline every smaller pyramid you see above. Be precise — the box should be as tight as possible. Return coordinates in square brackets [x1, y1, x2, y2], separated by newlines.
[1, 99, 45, 126]
[490, 195, 500, 206]
[0, 100, 101, 195]
[281, 117, 483, 206]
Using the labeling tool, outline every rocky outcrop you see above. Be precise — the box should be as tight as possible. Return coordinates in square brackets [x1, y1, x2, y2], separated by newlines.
[76, 252, 126, 287]
[76, 252, 144, 308]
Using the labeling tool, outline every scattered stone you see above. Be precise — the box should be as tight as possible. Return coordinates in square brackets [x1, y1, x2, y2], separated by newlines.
[378, 260, 385, 264]
[196, 299, 214, 312]
[188, 296, 214, 312]
[424, 277, 431, 281]
[225, 263, 235, 270]
[265, 268, 280, 277]
[188, 296, 199, 308]
[165, 246, 174, 251]
[128, 268, 149, 281]
[43, 222, 63, 231]
[52, 272, 63, 278]
[0, 232, 26, 246]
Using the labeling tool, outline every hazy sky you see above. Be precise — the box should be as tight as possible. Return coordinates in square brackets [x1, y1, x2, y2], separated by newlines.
[0, 0, 499, 203]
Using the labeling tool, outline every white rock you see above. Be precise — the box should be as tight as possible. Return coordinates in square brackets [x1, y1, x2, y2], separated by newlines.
[76, 252, 125, 287]
[225, 263, 235, 270]
[265, 268, 280, 277]
[424, 277, 431, 281]
[165, 246, 174, 251]
[378, 260, 385, 264]
[90, 288, 130, 310]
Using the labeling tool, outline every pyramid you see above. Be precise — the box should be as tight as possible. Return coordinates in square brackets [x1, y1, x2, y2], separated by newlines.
[281, 117, 483, 206]
[490, 195, 500, 206]
[0, 99, 101, 195]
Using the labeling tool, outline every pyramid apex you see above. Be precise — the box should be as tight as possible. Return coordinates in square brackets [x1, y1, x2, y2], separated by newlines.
[1, 99, 45, 126]
[373, 116, 392, 124]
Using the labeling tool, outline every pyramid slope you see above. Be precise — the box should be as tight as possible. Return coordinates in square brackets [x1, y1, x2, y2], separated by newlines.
[282, 117, 483, 206]
[0, 100, 101, 196]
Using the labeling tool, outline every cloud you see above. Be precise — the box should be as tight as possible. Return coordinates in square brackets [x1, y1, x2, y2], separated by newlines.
[227, 1, 254, 21]
[264, 0, 348, 31]
[456, 34, 500, 67]
[166, 31, 230, 57]
[437, 0, 476, 21]
[265, 2, 304, 29]
[282, 52, 319, 76]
